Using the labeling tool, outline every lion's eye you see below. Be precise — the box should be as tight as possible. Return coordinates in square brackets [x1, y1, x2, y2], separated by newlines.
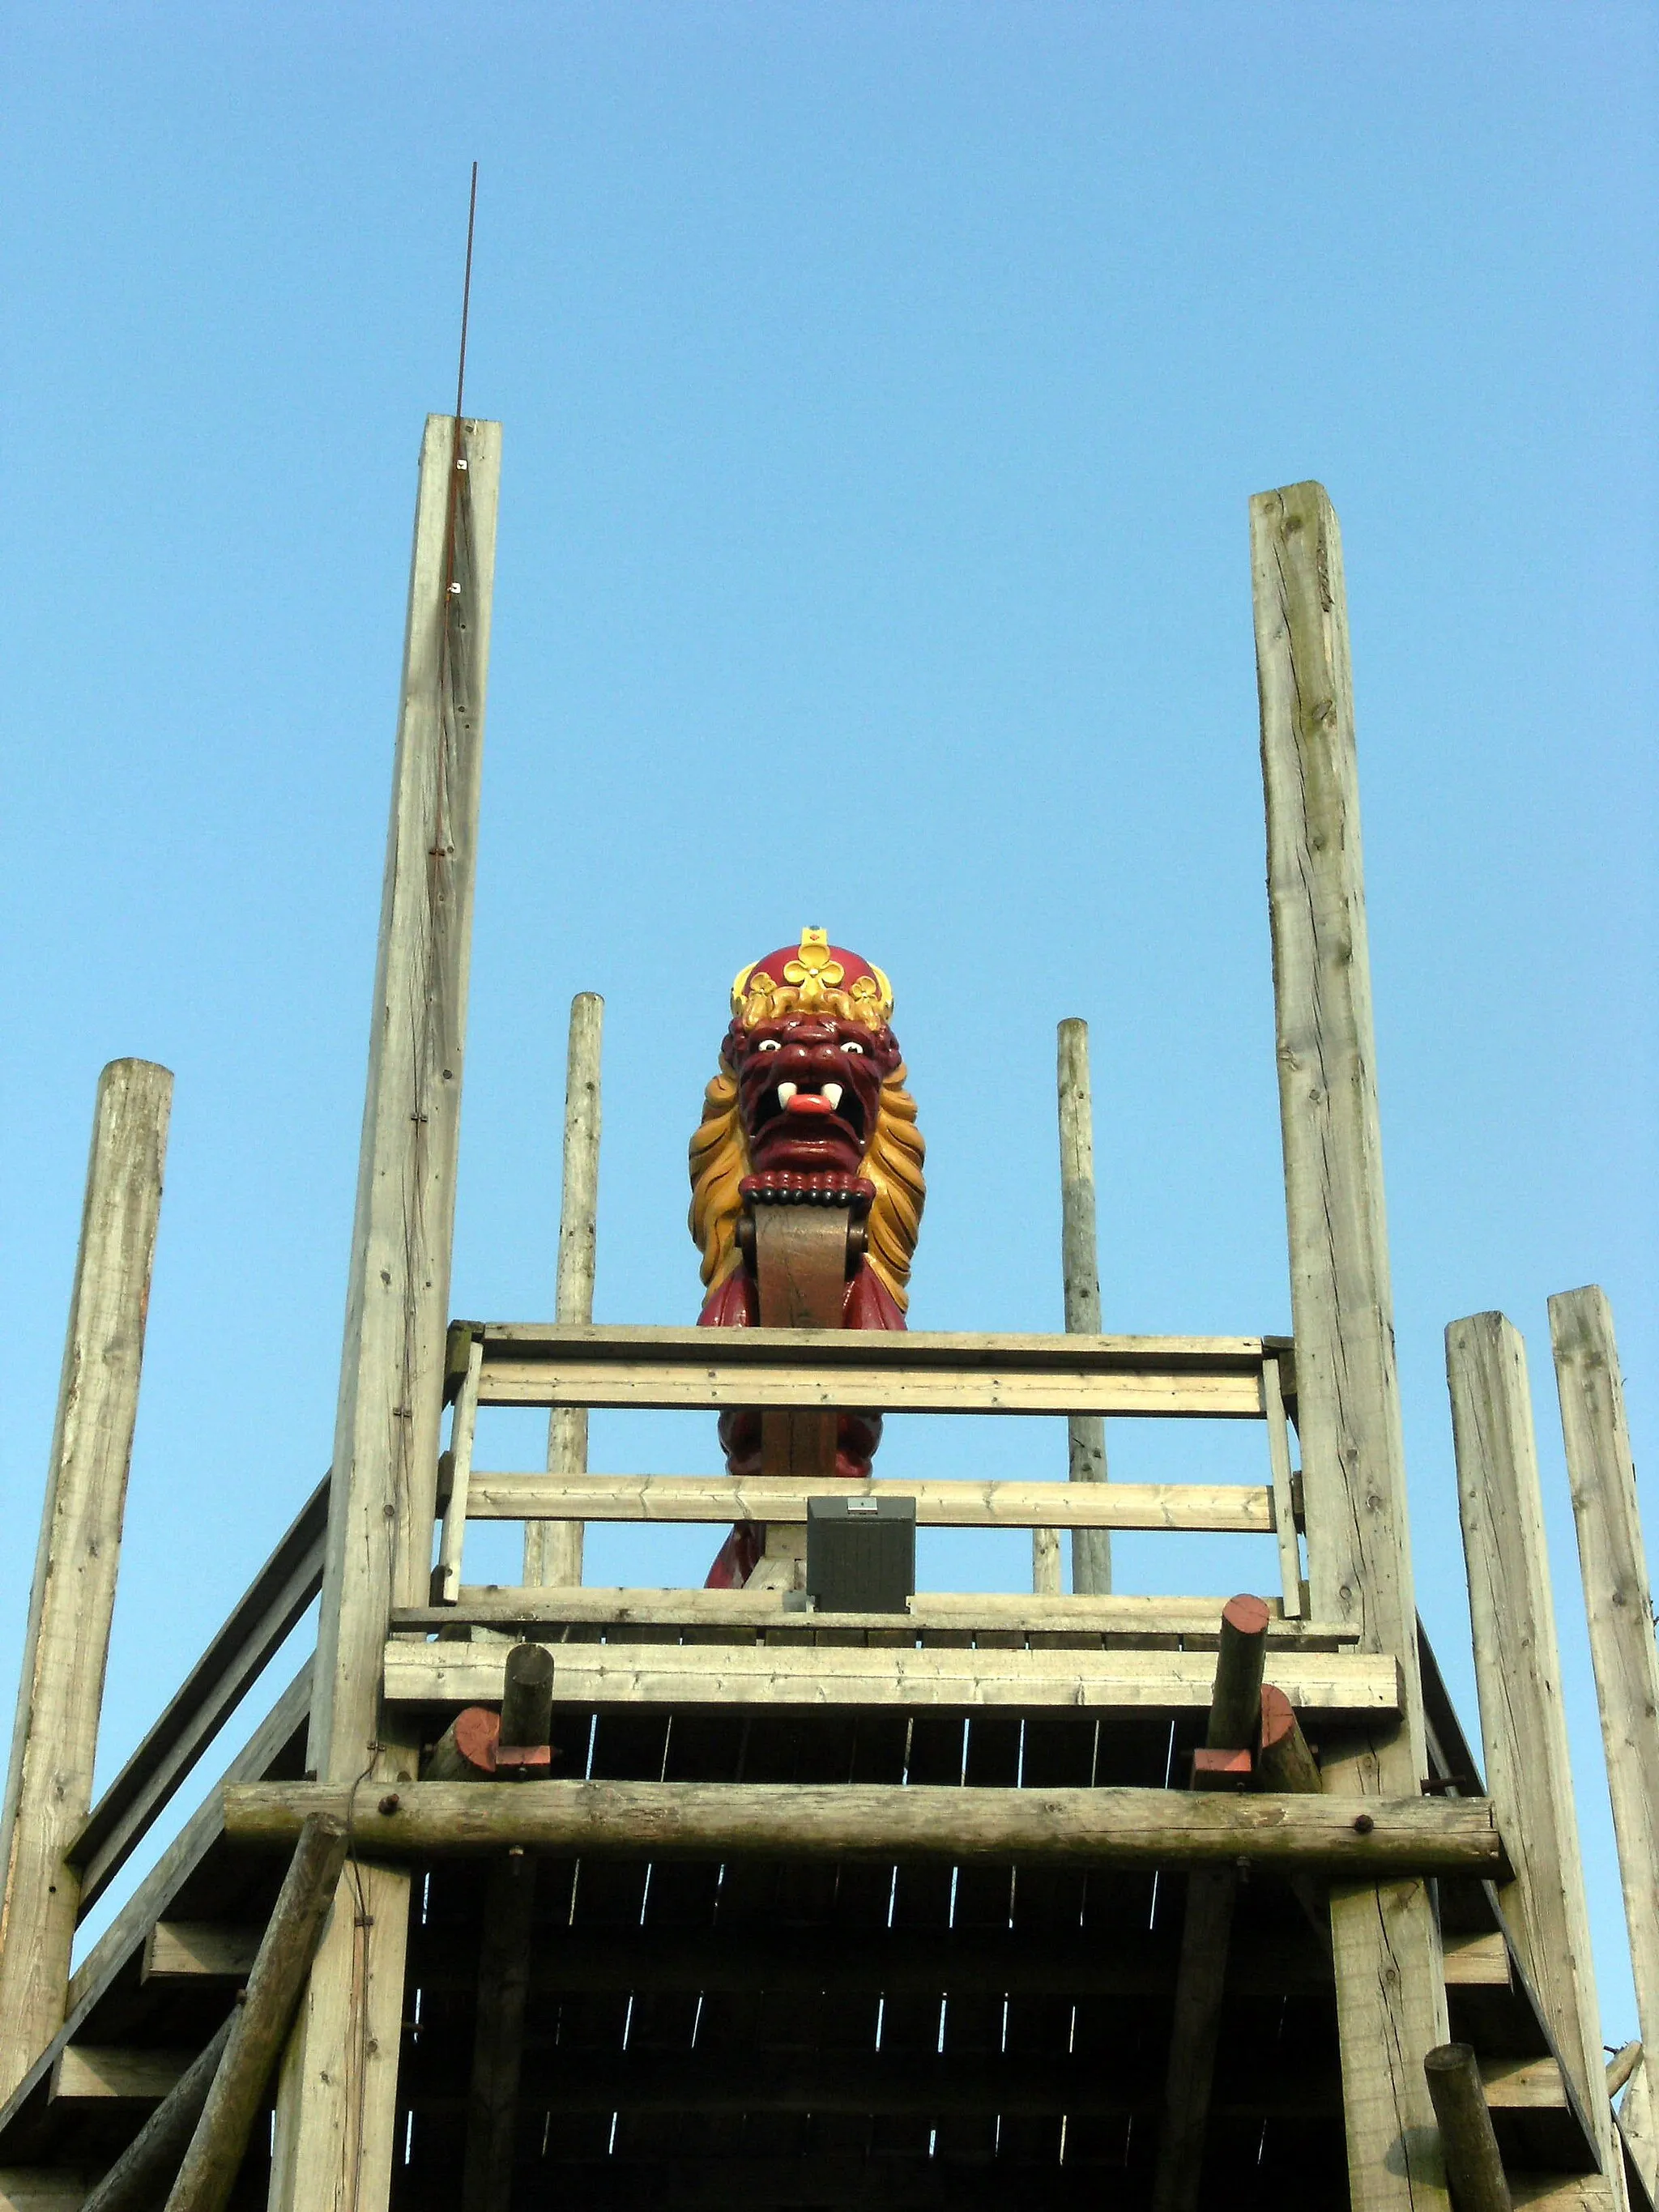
[756, 1039, 782, 1053]
[841, 1040, 865, 1055]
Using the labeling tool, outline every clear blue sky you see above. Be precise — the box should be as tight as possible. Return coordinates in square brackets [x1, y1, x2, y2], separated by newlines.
[4, 6, 1655, 2040]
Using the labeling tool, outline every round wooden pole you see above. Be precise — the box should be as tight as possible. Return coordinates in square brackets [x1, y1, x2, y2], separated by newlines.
[1057, 1019, 1109, 1594]
[1423, 2043, 1512, 2212]
[527, 993, 603, 1587]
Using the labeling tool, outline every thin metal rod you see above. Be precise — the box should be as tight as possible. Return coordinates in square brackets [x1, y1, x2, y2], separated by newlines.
[455, 162, 479, 424]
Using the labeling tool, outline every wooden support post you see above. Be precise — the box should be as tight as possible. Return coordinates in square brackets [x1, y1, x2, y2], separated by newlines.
[1549, 1286, 1659, 2198]
[526, 991, 603, 1588]
[0, 1059, 173, 2106]
[1447, 1312, 1614, 2176]
[165, 1815, 348, 2212]
[1057, 1018, 1110, 1593]
[1154, 1596, 1273, 2212]
[1424, 2045, 1514, 2212]
[270, 413, 501, 2212]
[462, 1850, 536, 2212]
[1252, 479, 1449, 2210]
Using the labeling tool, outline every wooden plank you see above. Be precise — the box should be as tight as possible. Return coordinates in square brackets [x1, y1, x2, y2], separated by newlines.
[271, 414, 501, 2212]
[143, 1924, 262, 1984]
[1057, 1018, 1111, 1592]
[463, 1472, 1273, 1530]
[0, 1667, 310, 2147]
[69, 1473, 328, 1914]
[1478, 2056, 1569, 2112]
[51, 2048, 191, 2104]
[1263, 1354, 1306, 1617]
[1253, 476, 1448, 2208]
[382, 1637, 1399, 1714]
[1550, 1284, 1659, 2204]
[0, 2171, 100, 2211]
[397, 1588, 1362, 1640]
[1443, 1932, 1511, 1989]
[224, 1776, 1504, 1873]
[0, 1060, 173, 2104]
[1448, 1311, 1614, 2170]
[433, 1336, 482, 1603]
[526, 989, 603, 1588]
[476, 1324, 1279, 1415]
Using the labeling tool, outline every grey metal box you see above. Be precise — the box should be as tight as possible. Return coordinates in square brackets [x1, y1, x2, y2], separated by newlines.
[806, 1494, 916, 1613]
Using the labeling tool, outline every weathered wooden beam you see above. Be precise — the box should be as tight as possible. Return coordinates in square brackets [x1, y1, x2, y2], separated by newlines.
[224, 1777, 1504, 1873]
[0, 1060, 173, 2106]
[1057, 1018, 1110, 1593]
[526, 991, 603, 1588]
[382, 1636, 1401, 1715]
[272, 413, 501, 2212]
[143, 1924, 262, 1985]
[476, 1323, 1285, 1415]
[1252, 477, 1448, 2210]
[461, 1851, 535, 2212]
[1153, 1596, 1274, 2212]
[463, 1471, 1273, 1530]
[69, 1473, 328, 1913]
[432, 1335, 483, 1604]
[167, 1813, 348, 2212]
[394, 1588, 1359, 1640]
[1549, 1285, 1659, 2202]
[51, 2048, 191, 2104]
[1448, 1311, 1614, 2172]
[1424, 2043, 1513, 2212]
[78, 2018, 232, 2212]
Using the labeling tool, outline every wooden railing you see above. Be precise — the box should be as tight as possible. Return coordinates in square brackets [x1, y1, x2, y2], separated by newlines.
[433, 1324, 1308, 1616]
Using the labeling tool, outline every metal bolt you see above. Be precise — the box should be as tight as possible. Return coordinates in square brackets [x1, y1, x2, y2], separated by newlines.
[1353, 1812, 1375, 1835]
[378, 1792, 401, 1816]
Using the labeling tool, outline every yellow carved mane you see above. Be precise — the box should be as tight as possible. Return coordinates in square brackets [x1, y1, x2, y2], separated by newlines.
[689, 1029, 926, 1312]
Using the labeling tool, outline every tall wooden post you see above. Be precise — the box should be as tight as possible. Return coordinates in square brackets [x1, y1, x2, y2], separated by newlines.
[1446, 1312, 1614, 2180]
[1549, 1286, 1659, 2198]
[0, 1059, 172, 2105]
[525, 991, 603, 1588]
[1057, 1018, 1110, 1594]
[1252, 480, 1448, 2210]
[270, 414, 500, 2212]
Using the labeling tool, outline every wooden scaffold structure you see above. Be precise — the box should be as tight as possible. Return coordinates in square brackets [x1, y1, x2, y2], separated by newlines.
[1, 418, 1654, 2212]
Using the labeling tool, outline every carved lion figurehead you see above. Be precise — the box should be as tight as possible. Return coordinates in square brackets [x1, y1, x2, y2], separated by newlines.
[689, 928, 926, 1310]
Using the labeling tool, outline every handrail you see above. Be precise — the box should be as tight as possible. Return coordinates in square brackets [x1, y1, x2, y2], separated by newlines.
[471, 1325, 1296, 1418]
[69, 1475, 330, 1916]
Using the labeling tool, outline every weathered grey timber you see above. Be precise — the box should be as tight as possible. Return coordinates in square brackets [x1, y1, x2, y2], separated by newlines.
[382, 1634, 1398, 1714]
[0, 1060, 173, 2107]
[1252, 479, 1448, 2209]
[78, 2018, 233, 2212]
[476, 1323, 1283, 1414]
[1058, 1018, 1110, 1592]
[166, 1816, 347, 2212]
[1423, 2044, 1513, 2212]
[527, 991, 603, 1588]
[70, 1473, 328, 1912]
[463, 1471, 1273, 1529]
[1447, 1312, 1614, 2173]
[223, 1777, 1504, 1872]
[271, 413, 501, 2212]
[1550, 1285, 1659, 2199]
